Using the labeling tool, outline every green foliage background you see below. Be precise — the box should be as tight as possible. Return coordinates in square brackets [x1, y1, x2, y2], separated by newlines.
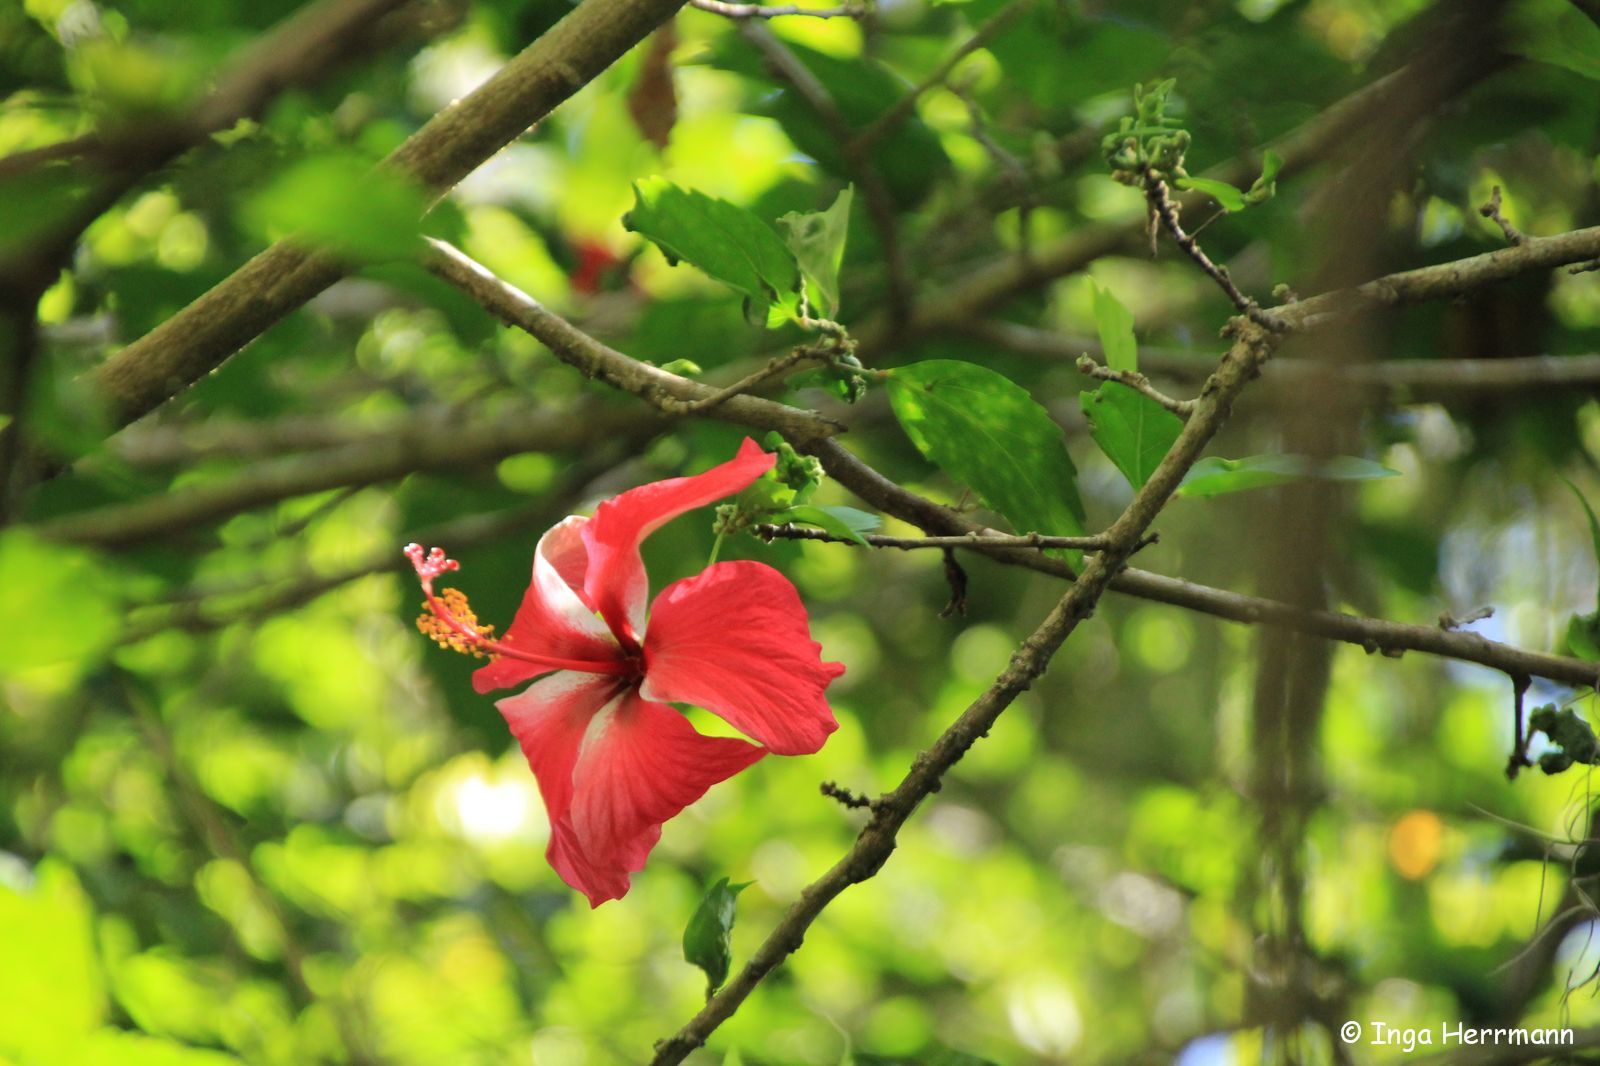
[6, 0, 1600, 1063]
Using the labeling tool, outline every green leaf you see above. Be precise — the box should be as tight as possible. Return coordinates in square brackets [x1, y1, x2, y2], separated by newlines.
[1507, 0, 1600, 82]
[67, 38, 203, 118]
[1177, 454, 1398, 497]
[624, 177, 801, 321]
[1080, 383, 1183, 489]
[1530, 705, 1600, 774]
[778, 186, 853, 318]
[683, 877, 751, 998]
[244, 152, 429, 262]
[887, 360, 1086, 555]
[1567, 612, 1600, 661]
[776, 504, 881, 546]
[22, 347, 115, 461]
[1245, 149, 1284, 205]
[0, 169, 93, 256]
[1091, 281, 1137, 372]
[0, 530, 123, 678]
[1176, 176, 1246, 213]
[1562, 477, 1600, 613]
[1258, 149, 1284, 185]
[0, 861, 104, 1060]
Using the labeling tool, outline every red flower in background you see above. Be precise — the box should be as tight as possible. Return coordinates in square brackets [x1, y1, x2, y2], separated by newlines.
[569, 239, 627, 296]
[407, 439, 843, 906]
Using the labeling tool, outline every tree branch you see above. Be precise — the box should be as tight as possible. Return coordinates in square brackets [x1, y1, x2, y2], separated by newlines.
[652, 320, 1279, 1062]
[422, 238, 844, 441]
[809, 436, 1600, 689]
[75, 35, 1494, 440]
[1276, 225, 1600, 330]
[87, 0, 689, 428]
[970, 321, 1600, 402]
[1075, 354, 1194, 417]
[752, 522, 1115, 552]
[0, 0, 449, 513]
[425, 234, 1600, 691]
[0, 0, 440, 321]
[39, 402, 653, 547]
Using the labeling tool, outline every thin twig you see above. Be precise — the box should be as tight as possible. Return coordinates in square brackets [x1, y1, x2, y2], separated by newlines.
[1507, 673, 1534, 780]
[1187, 205, 1229, 239]
[689, 0, 865, 17]
[1143, 169, 1282, 330]
[103, 404, 489, 466]
[948, 78, 1034, 262]
[819, 781, 873, 809]
[656, 346, 829, 414]
[849, 0, 1034, 155]
[0, 135, 99, 180]
[1075, 354, 1195, 417]
[752, 523, 1114, 551]
[1439, 606, 1494, 631]
[939, 547, 968, 617]
[1479, 184, 1526, 246]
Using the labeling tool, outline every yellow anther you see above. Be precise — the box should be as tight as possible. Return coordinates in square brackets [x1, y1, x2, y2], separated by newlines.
[416, 589, 499, 660]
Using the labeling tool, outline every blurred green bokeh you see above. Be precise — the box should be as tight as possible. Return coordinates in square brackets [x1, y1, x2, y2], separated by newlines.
[6, 0, 1600, 1063]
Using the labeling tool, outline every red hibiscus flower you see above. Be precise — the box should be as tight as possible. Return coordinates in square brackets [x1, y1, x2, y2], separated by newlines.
[406, 439, 843, 906]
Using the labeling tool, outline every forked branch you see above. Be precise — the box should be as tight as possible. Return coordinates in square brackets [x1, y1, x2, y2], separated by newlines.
[650, 322, 1279, 1062]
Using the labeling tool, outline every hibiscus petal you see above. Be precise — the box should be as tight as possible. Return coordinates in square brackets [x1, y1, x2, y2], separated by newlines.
[493, 671, 632, 903]
[568, 690, 765, 905]
[581, 438, 774, 646]
[546, 818, 636, 907]
[473, 516, 622, 694]
[641, 560, 844, 755]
